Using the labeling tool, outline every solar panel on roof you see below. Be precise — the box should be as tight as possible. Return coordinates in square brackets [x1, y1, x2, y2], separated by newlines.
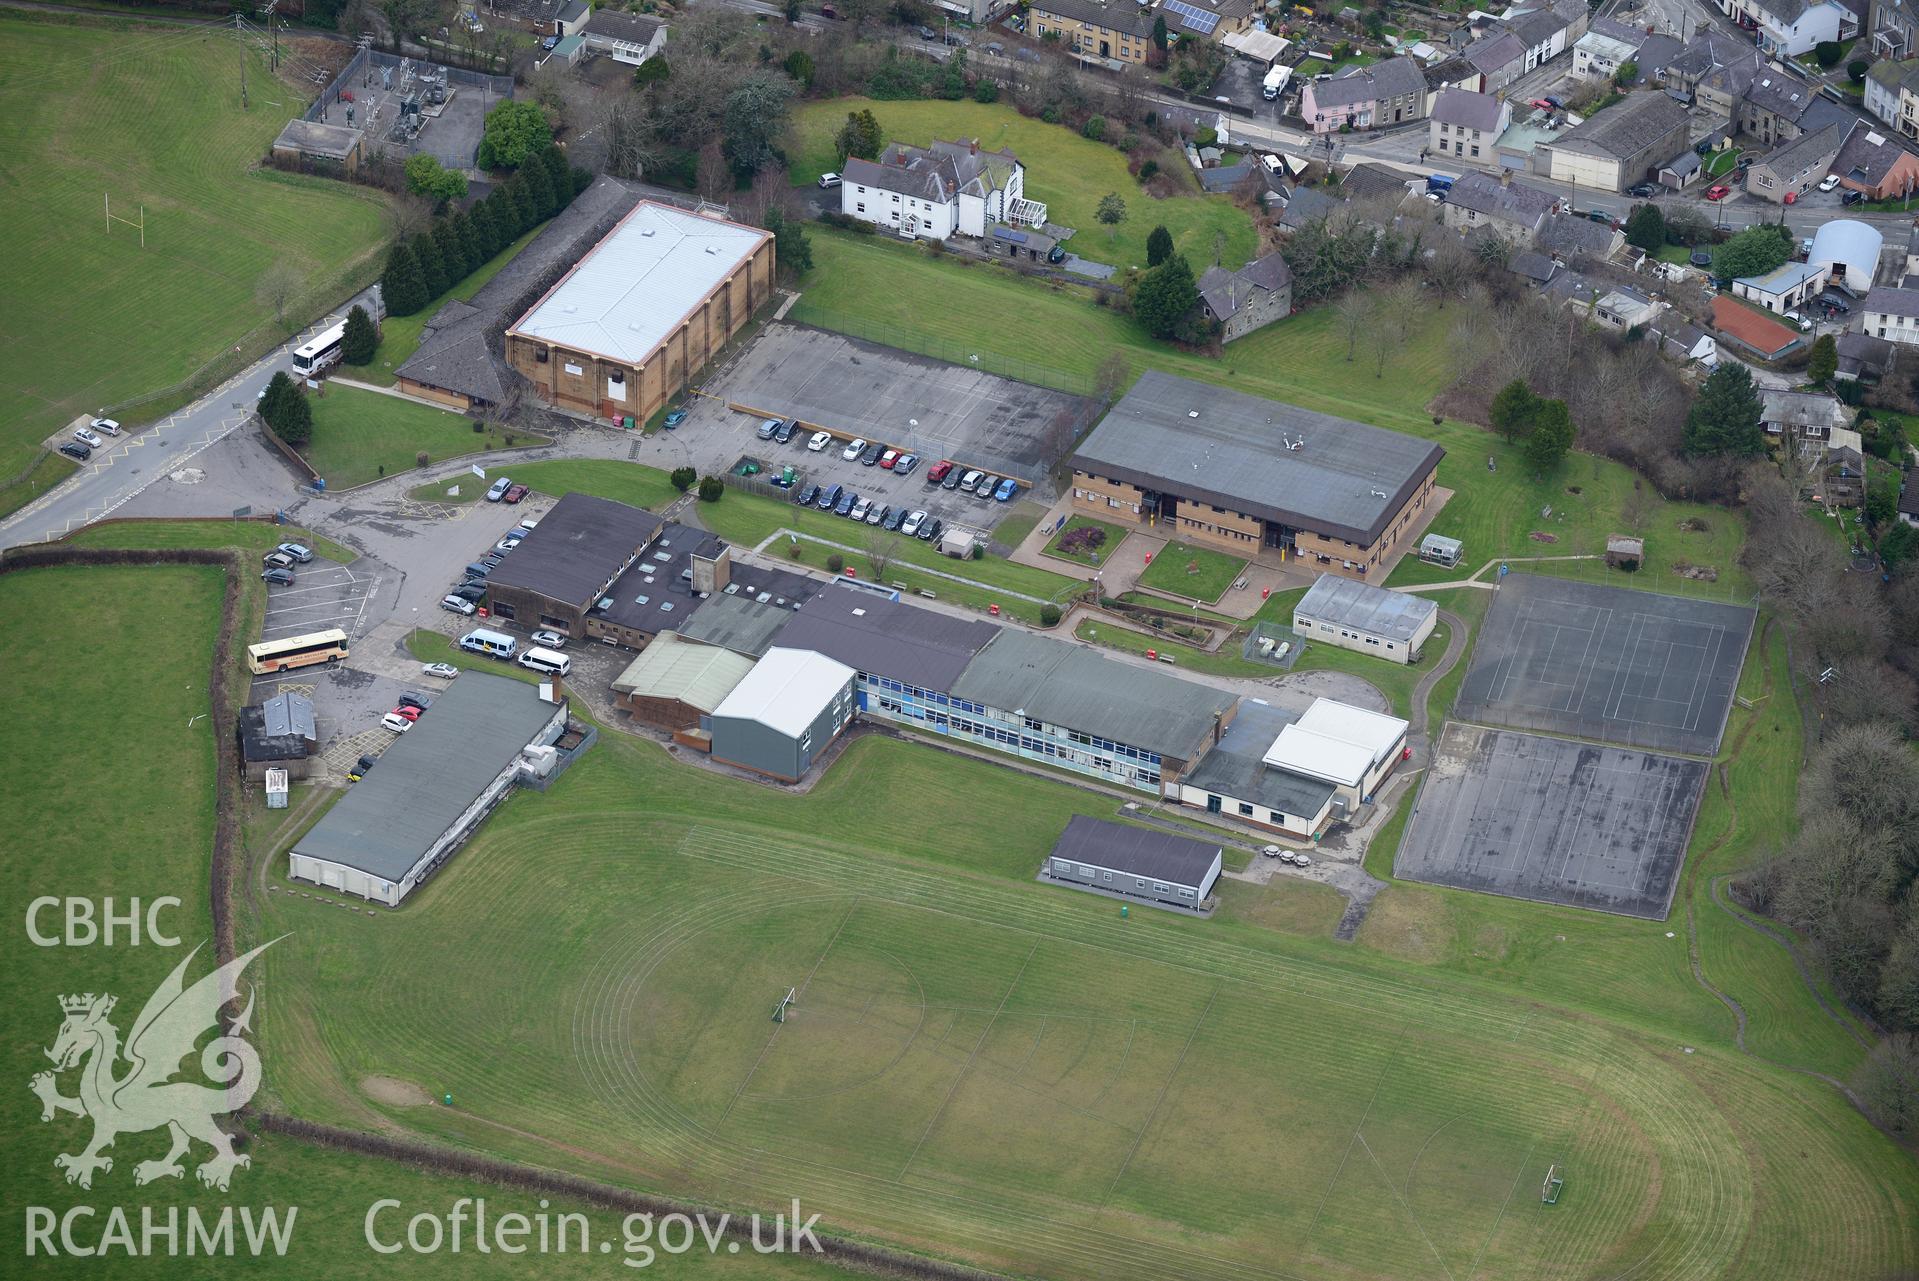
[993, 227, 1028, 244]
[1164, 0, 1219, 34]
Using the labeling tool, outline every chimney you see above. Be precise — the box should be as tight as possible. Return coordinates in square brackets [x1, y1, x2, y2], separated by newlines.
[542, 673, 567, 706]
[971, 138, 979, 155]
[1500, 167, 1511, 187]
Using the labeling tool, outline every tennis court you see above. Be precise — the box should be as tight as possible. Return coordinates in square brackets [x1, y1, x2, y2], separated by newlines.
[1397, 724, 1708, 919]
[1453, 574, 1755, 756]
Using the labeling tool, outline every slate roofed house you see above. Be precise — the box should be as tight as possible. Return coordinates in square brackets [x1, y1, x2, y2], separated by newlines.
[1340, 162, 1419, 200]
[1898, 466, 1919, 525]
[554, 0, 590, 36]
[1575, 15, 1649, 79]
[1744, 122, 1850, 203]
[1429, 88, 1511, 162]
[1503, 7, 1576, 72]
[1440, 171, 1558, 243]
[1712, 295, 1805, 358]
[394, 299, 509, 413]
[1730, 0, 1847, 58]
[1462, 31, 1528, 93]
[1160, 0, 1256, 40]
[1863, 57, 1919, 129]
[1537, 92, 1692, 192]
[1831, 126, 1919, 199]
[1028, 0, 1158, 65]
[1659, 148, 1704, 188]
[1864, 285, 1919, 344]
[1509, 249, 1560, 285]
[1277, 185, 1340, 232]
[580, 9, 666, 65]
[840, 138, 1031, 241]
[1537, 211, 1624, 259]
[1761, 388, 1850, 440]
[1646, 315, 1719, 365]
[1740, 73, 1854, 145]
[1836, 329, 1895, 380]
[1665, 30, 1765, 115]
[1299, 55, 1430, 132]
[1197, 252, 1294, 343]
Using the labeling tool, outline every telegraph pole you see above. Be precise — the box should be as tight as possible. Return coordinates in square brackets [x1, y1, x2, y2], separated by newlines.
[235, 13, 249, 110]
[258, 0, 281, 72]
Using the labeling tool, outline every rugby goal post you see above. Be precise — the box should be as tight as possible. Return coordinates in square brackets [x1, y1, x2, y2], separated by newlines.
[771, 987, 797, 1023]
[1541, 1165, 1564, 1205]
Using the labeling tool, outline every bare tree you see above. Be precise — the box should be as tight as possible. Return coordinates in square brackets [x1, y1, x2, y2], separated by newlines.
[1369, 280, 1419, 380]
[255, 262, 303, 334]
[864, 531, 896, 582]
[695, 139, 730, 202]
[1094, 351, 1131, 405]
[1335, 291, 1372, 363]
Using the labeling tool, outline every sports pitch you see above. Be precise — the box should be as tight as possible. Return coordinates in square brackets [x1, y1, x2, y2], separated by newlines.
[1396, 724, 1708, 918]
[1452, 575, 1756, 757]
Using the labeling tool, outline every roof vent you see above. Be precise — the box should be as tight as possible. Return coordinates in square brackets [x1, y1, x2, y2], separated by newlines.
[641, 228, 655, 237]
[634, 594, 650, 605]
[705, 245, 719, 254]
[851, 607, 867, 616]
[1188, 410, 1200, 418]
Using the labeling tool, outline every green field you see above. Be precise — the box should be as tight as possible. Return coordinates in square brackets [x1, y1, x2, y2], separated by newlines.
[0, 14, 393, 496]
[789, 99, 1258, 271]
[1043, 514, 1129, 566]
[303, 386, 538, 490]
[1136, 540, 1248, 602]
[63, 517, 354, 561]
[360, 222, 548, 388]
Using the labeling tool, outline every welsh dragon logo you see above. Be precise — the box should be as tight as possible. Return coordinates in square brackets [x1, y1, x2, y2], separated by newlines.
[30, 940, 278, 1192]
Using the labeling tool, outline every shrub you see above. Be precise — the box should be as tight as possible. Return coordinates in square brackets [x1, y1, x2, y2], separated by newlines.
[670, 466, 697, 492]
[1057, 524, 1108, 556]
[1814, 40, 1843, 67]
[826, 553, 844, 574]
[818, 211, 876, 234]
[1039, 603, 1062, 627]
[415, 451, 430, 468]
[697, 476, 723, 502]
[1850, 58, 1870, 83]
[787, 541, 804, 559]
[1194, 126, 1217, 148]
[1041, 105, 1060, 124]
[472, 420, 485, 433]
[1082, 115, 1106, 142]
[1138, 159, 1159, 181]
[974, 78, 999, 103]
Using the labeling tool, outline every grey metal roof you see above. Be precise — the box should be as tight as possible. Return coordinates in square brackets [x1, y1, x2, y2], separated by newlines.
[263, 691, 315, 739]
[1431, 88, 1506, 133]
[1549, 93, 1689, 160]
[486, 492, 664, 606]
[1050, 816, 1221, 889]
[949, 629, 1237, 761]
[1179, 701, 1339, 819]
[1070, 370, 1445, 546]
[609, 631, 754, 712]
[509, 201, 768, 365]
[677, 592, 802, 658]
[774, 583, 998, 691]
[1294, 574, 1437, 644]
[290, 673, 560, 883]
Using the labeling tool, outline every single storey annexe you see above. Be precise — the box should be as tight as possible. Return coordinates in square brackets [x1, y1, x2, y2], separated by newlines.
[1044, 815, 1222, 912]
[1292, 574, 1438, 663]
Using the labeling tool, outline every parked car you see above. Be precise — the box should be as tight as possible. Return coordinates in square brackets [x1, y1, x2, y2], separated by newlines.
[757, 417, 781, 440]
[1015, 46, 1039, 62]
[275, 542, 313, 563]
[58, 441, 91, 462]
[850, 496, 873, 521]
[1705, 185, 1731, 201]
[879, 449, 900, 469]
[860, 442, 884, 466]
[380, 712, 413, 734]
[835, 490, 857, 516]
[451, 582, 486, 602]
[397, 691, 433, 712]
[1735, 154, 1754, 170]
[841, 437, 868, 461]
[1842, 188, 1865, 205]
[480, 553, 505, 569]
[818, 172, 842, 188]
[540, 34, 559, 50]
[390, 704, 422, 723]
[775, 418, 798, 444]
[958, 469, 983, 493]
[1544, 94, 1565, 109]
[89, 417, 121, 436]
[1527, 97, 1554, 110]
[926, 459, 954, 485]
[1586, 207, 1615, 224]
[882, 507, 905, 531]
[919, 517, 944, 542]
[73, 426, 104, 450]
[441, 594, 478, 614]
[486, 476, 513, 501]
[1627, 182, 1659, 199]
[798, 483, 821, 506]
[894, 453, 918, 477]
[421, 662, 460, 680]
[503, 484, 528, 504]
[1785, 310, 1813, 331]
[348, 754, 378, 781]
[262, 566, 295, 586]
[1818, 292, 1851, 314]
[263, 551, 296, 571]
[1818, 174, 1842, 193]
[942, 467, 965, 491]
[807, 430, 833, 452]
[464, 561, 492, 579]
[495, 535, 523, 552]
[994, 478, 1019, 502]
[530, 629, 567, 649]
[867, 503, 890, 527]
[916, 23, 936, 38]
[900, 510, 926, 537]
[662, 408, 687, 429]
[817, 482, 842, 510]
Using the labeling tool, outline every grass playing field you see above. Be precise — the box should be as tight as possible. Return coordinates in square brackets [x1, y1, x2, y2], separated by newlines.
[788, 99, 1258, 272]
[0, 14, 393, 496]
[303, 386, 538, 490]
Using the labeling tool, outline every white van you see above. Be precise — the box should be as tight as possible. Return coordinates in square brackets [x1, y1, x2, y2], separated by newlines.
[517, 646, 570, 677]
[459, 627, 517, 659]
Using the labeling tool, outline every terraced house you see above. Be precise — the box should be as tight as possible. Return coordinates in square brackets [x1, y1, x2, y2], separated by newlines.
[1299, 56, 1430, 133]
[1028, 0, 1157, 64]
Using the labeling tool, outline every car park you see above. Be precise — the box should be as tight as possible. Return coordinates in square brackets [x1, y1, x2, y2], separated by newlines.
[263, 551, 296, 571]
[867, 503, 890, 526]
[275, 542, 313, 563]
[879, 449, 900, 469]
[662, 409, 687, 429]
[835, 490, 857, 516]
[798, 482, 820, 506]
[919, 517, 944, 542]
[58, 442, 91, 462]
[530, 629, 567, 649]
[503, 484, 528, 504]
[882, 507, 905, 531]
[817, 483, 842, 509]
[380, 712, 413, 734]
[818, 172, 841, 188]
[942, 467, 965, 491]
[860, 442, 884, 466]
[807, 431, 833, 452]
[926, 459, 954, 485]
[442, 594, 478, 614]
[262, 566, 295, 586]
[486, 477, 513, 501]
[73, 426, 105, 450]
[994, 478, 1019, 502]
[850, 496, 873, 522]
[757, 418, 781, 440]
[89, 417, 121, 436]
[842, 437, 868, 461]
[1705, 185, 1731, 201]
[775, 419, 798, 444]
[421, 662, 460, 680]
[900, 510, 926, 537]
[894, 453, 918, 477]
[397, 691, 433, 712]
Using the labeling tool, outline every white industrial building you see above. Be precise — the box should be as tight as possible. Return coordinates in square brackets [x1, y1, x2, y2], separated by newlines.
[1261, 699, 1410, 811]
[287, 672, 569, 906]
[1293, 574, 1439, 664]
[709, 647, 857, 783]
[1808, 219, 1884, 297]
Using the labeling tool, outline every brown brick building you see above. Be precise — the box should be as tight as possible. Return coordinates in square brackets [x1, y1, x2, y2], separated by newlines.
[1069, 372, 1444, 581]
[504, 200, 773, 423]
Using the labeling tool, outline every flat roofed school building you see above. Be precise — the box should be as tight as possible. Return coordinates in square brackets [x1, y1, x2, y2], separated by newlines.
[1293, 574, 1439, 664]
[287, 672, 567, 906]
[709, 647, 858, 782]
[505, 200, 774, 423]
[586, 522, 818, 651]
[483, 493, 664, 637]
[1176, 700, 1340, 839]
[1070, 371, 1444, 580]
[1044, 816, 1223, 912]
[1262, 698, 1409, 812]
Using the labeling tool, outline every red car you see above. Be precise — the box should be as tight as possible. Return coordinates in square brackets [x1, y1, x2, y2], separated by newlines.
[879, 449, 900, 469]
[1705, 184, 1731, 201]
[391, 705, 422, 722]
[1528, 98, 1554, 110]
[926, 459, 955, 484]
[503, 483, 529, 504]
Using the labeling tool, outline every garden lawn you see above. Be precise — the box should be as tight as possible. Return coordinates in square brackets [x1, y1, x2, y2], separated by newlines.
[789, 99, 1257, 271]
[1136, 540, 1248, 602]
[1043, 514, 1129, 566]
[0, 15, 393, 492]
[358, 221, 547, 387]
[301, 385, 539, 490]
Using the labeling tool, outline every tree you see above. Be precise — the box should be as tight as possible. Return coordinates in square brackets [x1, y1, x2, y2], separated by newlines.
[1489, 378, 1539, 443]
[273, 387, 313, 446]
[1094, 351, 1131, 404]
[520, 158, 559, 221]
[451, 212, 484, 278]
[1614, 59, 1638, 84]
[411, 231, 449, 300]
[1849, 58, 1870, 83]
[1151, 12, 1167, 51]
[1096, 192, 1127, 243]
[1040, 603, 1062, 627]
[783, 49, 814, 87]
[864, 531, 895, 581]
[634, 54, 671, 89]
[539, 145, 571, 205]
[784, 0, 802, 21]
[1145, 224, 1173, 267]
[404, 153, 468, 204]
[433, 217, 470, 283]
[765, 205, 813, 278]
[1684, 363, 1766, 457]
[1522, 398, 1575, 473]
[254, 261, 302, 334]
[1712, 225, 1792, 280]
[1813, 39, 1844, 68]
[697, 475, 724, 502]
[259, 371, 296, 428]
[1334, 291, 1373, 363]
[722, 72, 796, 180]
[341, 305, 378, 366]
[670, 466, 698, 492]
[1853, 1034, 1919, 1132]
[974, 78, 1000, 104]
[1807, 332, 1838, 384]
[477, 100, 553, 171]
[834, 108, 884, 163]
[1624, 202, 1665, 253]
[1133, 254, 1198, 339]
[381, 242, 427, 317]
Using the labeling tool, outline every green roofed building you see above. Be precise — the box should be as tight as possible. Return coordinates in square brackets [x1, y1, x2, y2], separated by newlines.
[611, 631, 756, 731]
